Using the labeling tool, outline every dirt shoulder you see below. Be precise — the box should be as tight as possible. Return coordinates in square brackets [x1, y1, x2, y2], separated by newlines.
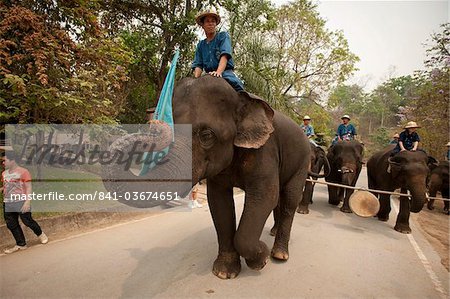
[415, 199, 449, 271]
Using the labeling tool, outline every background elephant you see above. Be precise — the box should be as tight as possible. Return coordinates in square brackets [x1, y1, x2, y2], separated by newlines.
[103, 76, 311, 279]
[325, 140, 364, 213]
[367, 145, 429, 233]
[297, 143, 330, 214]
[427, 160, 449, 214]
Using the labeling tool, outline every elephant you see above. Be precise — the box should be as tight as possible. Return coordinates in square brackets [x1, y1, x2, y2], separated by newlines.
[325, 140, 364, 213]
[367, 145, 429, 233]
[102, 75, 312, 279]
[270, 143, 330, 236]
[296, 143, 331, 214]
[427, 160, 449, 215]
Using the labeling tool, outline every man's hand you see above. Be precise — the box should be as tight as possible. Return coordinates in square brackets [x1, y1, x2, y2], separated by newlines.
[208, 71, 222, 77]
[193, 67, 202, 78]
[21, 201, 31, 213]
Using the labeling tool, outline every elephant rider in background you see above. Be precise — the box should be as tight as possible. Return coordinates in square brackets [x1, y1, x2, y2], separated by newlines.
[391, 121, 421, 156]
[191, 9, 244, 92]
[300, 115, 318, 146]
[389, 133, 400, 145]
[388, 121, 422, 173]
[332, 114, 357, 144]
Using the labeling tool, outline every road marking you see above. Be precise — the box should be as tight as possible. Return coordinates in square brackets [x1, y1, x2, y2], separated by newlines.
[391, 200, 448, 299]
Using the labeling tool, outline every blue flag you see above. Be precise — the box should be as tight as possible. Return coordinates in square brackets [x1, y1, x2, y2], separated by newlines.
[139, 50, 179, 176]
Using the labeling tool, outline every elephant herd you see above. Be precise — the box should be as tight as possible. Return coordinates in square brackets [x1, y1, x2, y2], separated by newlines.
[102, 76, 449, 279]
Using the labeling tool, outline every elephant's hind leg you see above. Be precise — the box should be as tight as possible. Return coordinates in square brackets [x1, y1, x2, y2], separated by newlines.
[272, 172, 307, 261]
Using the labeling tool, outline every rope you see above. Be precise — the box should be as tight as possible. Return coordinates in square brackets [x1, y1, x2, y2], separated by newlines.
[306, 178, 449, 202]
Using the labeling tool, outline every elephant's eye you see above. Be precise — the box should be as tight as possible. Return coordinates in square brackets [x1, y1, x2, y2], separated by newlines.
[199, 129, 216, 148]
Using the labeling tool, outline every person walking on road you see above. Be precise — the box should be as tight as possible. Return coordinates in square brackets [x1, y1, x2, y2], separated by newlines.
[1, 151, 48, 254]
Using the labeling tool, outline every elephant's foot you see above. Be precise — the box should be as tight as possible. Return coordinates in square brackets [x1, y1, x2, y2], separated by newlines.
[340, 205, 353, 213]
[377, 213, 389, 222]
[394, 223, 412, 234]
[296, 205, 309, 214]
[271, 245, 289, 261]
[328, 199, 340, 206]
[212, 252, 241, 279]
[269, 226, 277, 236]
[244, 242, 270, 271]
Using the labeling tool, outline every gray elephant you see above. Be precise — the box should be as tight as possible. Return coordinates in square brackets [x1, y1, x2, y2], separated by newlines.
[102, 76, 311, 279]
[325, 140, 364, 213]
[427, 160, 449, 214]
[297, 143, 330, 214]
[367, 145, 429, 233]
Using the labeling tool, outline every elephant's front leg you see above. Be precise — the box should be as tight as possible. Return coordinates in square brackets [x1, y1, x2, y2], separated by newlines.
[297, 178, 312, 214]
[340, 188, 354, 213]
[234, 180, 279, 271]
[377, 193, 391, 221]
[328, 185, 339, 205]
[207, 177, 241, 279]
[394, 188, 411, 234]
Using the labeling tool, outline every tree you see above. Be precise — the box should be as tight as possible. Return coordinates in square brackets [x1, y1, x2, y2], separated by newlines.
[411, 23, 449, 158]
[269, 0, 359, 102]
[99, 0, 217, 97]
[0, 2, 133, 125]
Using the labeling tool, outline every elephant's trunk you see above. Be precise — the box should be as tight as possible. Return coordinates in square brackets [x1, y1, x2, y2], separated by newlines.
[409, 188, 427, 213]
[101, 131, 192, 208]
[308, 155, 331, 179]
[322, 156, 331, 178]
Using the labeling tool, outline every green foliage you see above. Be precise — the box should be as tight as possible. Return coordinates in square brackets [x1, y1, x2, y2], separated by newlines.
[410, 23, 449, 159]
[100, 0, 216, 98]
[0, 3, 133, 126]
[370, 127, 390, 149]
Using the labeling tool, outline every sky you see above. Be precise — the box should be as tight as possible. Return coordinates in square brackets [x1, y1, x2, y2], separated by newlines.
[271, 0, 448, 90]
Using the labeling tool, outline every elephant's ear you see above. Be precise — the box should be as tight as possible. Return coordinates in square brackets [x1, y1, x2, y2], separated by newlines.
[234, 91, 274, 149]
[427, 156, 439, 171]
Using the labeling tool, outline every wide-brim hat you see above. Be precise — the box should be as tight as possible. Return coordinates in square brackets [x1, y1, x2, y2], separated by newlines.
[392, 133, 399, 138]
[303, 115, 311, 120]
[349, 191, 380, 217]
[446, 142, 450, 147]
[195, 10, 221, 25]
[404, 121, 420, 129]
[341, 114, 351, 120]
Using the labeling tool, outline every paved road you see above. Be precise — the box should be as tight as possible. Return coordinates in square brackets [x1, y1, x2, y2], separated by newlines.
[1, 170, 449, 298]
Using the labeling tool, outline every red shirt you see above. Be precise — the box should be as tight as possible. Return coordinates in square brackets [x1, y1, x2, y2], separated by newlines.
[1, 167, 32, 202]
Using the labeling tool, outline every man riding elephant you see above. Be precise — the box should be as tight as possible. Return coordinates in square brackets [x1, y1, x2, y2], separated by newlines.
[102, 76, 312, 279]
[191, 9, 244, 92]
[368, 144, 430, 233]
